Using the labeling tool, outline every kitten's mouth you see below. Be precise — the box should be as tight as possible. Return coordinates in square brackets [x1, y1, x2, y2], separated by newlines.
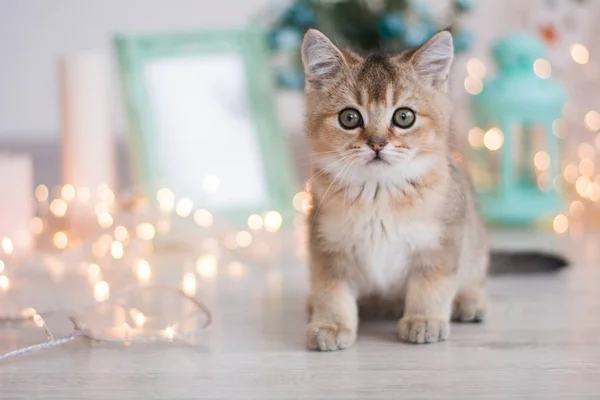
[367, 154, 389, 165]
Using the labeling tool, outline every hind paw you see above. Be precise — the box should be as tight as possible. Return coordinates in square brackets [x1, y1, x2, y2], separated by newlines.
[452, 290, 487, 323]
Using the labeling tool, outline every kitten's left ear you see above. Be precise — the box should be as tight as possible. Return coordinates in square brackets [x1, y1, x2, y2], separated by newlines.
[410, 30, 454, 90]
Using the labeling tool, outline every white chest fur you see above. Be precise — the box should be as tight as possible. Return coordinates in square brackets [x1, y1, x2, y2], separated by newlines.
[318, 206, 442, 293]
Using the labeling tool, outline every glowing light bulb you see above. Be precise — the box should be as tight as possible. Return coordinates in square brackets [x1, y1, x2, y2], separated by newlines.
[235, 231, 253, 248]
[77, 187, 91, 203]
[114, 225, 128, 242]
[584, 110, 600, 132]
[61, 184, 75, 201]
[533, 151, 551, 171]
[577, 143, 596, 160]
[136, 223, 156, 240]
[97, 184, 115, 204]
[33, 314, 45, 328]
[196, 254, 217, 277]
[466, 58, 486, 79]
[2, 238, 14, 254]
[136, 259, 151, 283]
[0, 275, 8, 290]
[579, 158, 595, 177]
[30, 217, 43, 234]
[467, 127, 485, 149]
[483, 128, 504, 151]
[570, 43, 589, 65]
[533, 58, 551, 79]
[35, 185, 49, 202]
[264, 211, 283, 232]
[182, 273, 196, 296]
[576, 176, 591, 197]
[91, 239, 109, 258]
[553, 214, 569, 234]
[589, 183, 600, 202]
[293, 191, 312, 215]
[49, 199, 68, 217]
[157, 188, 175, 212]
[203, 174, 220, 193]
[94, 281, 110, 302]
[110, 241, 124, 259]
[564, 164, 580, 184]
[163, 325, 176, 340]
[97, 213, 114, 228]
[175, 197, 193, 217]
[193, 209, 213, 227]
[129, 308, 147, 328]
[53, 231, 68, 249]
[464, 76, 483, 95]
[247, 214, 263, 230]
[21, 307, 37, 318]
[569, 201, 584, 219]
[552, 119, 567, 138]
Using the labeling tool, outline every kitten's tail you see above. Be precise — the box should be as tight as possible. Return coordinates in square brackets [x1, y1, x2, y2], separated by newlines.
[489, 250, 568, 275]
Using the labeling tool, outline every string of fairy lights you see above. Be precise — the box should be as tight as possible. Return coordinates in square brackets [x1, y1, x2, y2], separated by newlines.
[0, 177, 313, 361]
[0, 284, 213, 361]
[462, 39, 600, 234]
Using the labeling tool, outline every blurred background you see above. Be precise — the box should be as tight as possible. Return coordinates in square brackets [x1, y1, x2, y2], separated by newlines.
[1, 0, 600, 254]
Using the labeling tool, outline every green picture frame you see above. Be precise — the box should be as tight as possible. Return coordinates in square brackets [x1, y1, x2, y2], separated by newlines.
[114, 27, 297, 223]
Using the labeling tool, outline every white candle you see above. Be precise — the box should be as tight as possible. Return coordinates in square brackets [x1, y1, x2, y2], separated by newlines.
[0, 154, 34, 255]
[59, 50, 116, 211]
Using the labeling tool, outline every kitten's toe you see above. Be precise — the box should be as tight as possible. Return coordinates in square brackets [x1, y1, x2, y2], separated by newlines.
[306, 321, 356, 351]
[398, 316, 450, 344]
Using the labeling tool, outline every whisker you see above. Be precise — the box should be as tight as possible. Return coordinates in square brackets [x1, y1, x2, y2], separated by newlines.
[304, 155, 350, 188]
[296, 150, 341, 160]
[311, 161, 353, 222]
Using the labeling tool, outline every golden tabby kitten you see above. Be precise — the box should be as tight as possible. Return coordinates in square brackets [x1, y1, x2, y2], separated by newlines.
[301, 29, 565, 351]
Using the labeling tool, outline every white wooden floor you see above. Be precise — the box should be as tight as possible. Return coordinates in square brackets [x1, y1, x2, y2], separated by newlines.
[1, 229, 600, 399]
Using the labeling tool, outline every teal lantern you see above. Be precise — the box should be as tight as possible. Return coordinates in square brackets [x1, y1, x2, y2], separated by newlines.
[470, 33, 567, 225]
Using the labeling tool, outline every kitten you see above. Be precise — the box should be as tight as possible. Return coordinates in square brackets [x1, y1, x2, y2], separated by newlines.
[301, 29, 566, 351]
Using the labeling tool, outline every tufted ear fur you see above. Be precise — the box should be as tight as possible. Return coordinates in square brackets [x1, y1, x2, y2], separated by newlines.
[301, 29, 346, 89]
[410, 30, 454, 91]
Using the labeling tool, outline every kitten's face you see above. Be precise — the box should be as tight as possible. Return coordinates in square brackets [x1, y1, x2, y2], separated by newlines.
[302, 30, 454, 184]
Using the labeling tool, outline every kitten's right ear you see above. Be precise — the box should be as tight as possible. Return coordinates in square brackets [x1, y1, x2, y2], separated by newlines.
[301, 29, 346, 88]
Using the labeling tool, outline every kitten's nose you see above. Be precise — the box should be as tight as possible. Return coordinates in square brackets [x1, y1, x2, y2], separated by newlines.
[367, 138, 388, 153]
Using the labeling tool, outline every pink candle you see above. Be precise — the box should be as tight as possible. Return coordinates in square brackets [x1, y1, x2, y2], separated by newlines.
[0, 153, 34, 255]
[59, 51, 116, 212]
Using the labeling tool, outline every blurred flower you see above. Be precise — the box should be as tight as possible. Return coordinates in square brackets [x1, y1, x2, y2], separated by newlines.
[454, 0, 475, 12]
[269, 27, 302, 50]
[403, 23, 434, 48]
[411, 2, 433, 21]
[453, 30, 475, 53]
[285, 3, 317, 28]
[378, 13, 406, 38]
[276, 68, 305, 89]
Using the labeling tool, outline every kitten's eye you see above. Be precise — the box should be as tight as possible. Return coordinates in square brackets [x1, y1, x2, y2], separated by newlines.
[338, 108, 363, 130]
[392, 107, 416, 129]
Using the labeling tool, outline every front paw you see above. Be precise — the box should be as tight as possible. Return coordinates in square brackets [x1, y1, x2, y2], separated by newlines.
[398, 316, 450, 344]
[306, 321, 356, 351]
